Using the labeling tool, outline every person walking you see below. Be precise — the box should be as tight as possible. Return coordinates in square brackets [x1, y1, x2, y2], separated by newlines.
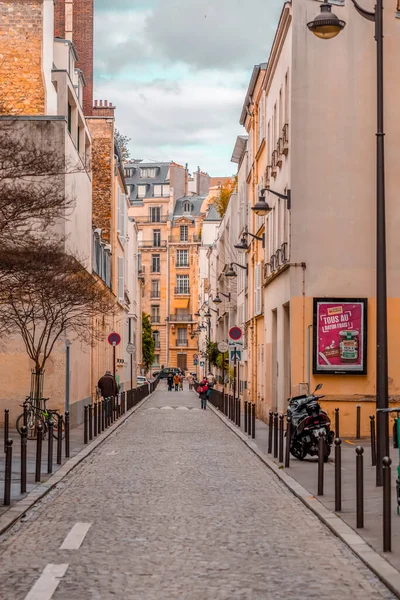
[187, 373, 195, 391]
[179, 374, 184, 391]
[207, 371, 216, 386]
[98, 371, 117, 399]
[198, 378, 209, 410]
[173, 372, 180, 392]
[167, 372, 174, 392]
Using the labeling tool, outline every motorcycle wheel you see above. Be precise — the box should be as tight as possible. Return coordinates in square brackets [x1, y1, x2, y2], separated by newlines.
[290, 442, 307, 461]
[324, 443, 331, 463]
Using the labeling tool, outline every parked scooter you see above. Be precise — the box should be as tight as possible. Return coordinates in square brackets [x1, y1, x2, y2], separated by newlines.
[287, 384, 334, 462]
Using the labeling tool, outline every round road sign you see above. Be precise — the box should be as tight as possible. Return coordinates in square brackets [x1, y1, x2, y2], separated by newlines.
[218, 341, 229, 353]
[229, 326, 242, 341]
[126, 343, 136, 354]
[108, 332, 121, 346]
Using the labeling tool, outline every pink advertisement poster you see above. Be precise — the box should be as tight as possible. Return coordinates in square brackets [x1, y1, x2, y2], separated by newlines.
[313, 298, 368, 375]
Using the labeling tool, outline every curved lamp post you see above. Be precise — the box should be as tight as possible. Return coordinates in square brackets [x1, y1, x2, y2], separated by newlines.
[308, 0, 388, 485]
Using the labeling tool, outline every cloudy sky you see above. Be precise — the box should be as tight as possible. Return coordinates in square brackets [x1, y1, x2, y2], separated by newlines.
[94, 0, 284, 176]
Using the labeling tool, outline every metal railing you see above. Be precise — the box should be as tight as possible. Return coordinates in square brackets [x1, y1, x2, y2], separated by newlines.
[174, 287, 190, 295]
[176, 340, 189, 347]
[169, 235, 201, 243]
[139, 241, 167, 248]
[134, 216, 168, 224]
[169, 314, 193, 322]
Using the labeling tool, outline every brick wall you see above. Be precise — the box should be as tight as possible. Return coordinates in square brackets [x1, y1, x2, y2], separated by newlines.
[0, 0, 45, 115]
[54, 0, 65, 38]
[73, 0, 94, 115]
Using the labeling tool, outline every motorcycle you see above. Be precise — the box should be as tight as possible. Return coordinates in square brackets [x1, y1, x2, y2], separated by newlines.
[287, 384, 334, 462]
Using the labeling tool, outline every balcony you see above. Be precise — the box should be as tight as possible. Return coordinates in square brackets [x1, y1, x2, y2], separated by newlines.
[169, 235, 201, 244]
[139, 241, 167, 248]
[138, 265, 145, 279]
[151, 293, 161, 299]
[150, 316, 161, 324]
[176, 262, 190, 268]
[174, 287, 190, 296]
[134, 216, 168, 224]
[176, 340, 188, 347]
[169, 314, 194, 322]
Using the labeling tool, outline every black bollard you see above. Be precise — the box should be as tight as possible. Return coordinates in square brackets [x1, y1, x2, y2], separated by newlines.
[278, 414, 284, 462]
[57, 415, 63, 465]
[356, 405, 361, 440]
[370, 415, 376, 466]
[35, 424, 43, 483]
[21, 425, 27, 494]
[252, 404, 256, 440]
[23, 403, 28, 427]
[47, 419, 54, 474]
[285, 416, 291, 468]
[98, 400, 101, 434]
[334, 438, 342, 512]
[65, 412, 70, 459]
[101, 400, 105, 431]
[94, 402, 97, 437]
[273, 412, 279, 458]
[84, 405, 88, 444]
[268, 411, 273, 454]
[237, 399, 241, 428]
[3, 439, 13, 506]
[4, 408, 9, 453]
[244, 402, 248, 433]
[334, 407, 340, 438]
[383, 456, 392, 552]
[318, 431, 325, 496]
[356, 446, 364, 528]
[88, 404, 93, 441]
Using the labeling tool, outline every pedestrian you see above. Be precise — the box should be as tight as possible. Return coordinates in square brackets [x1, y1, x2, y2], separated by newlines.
[207, 371, 216, 386]
[187, 373, 194, 391]
[167, 372, 174, 392]
[174, 372, 180, 391]
[197, 378, 209, 410]
[98, 370, 117, 400]
[179, 374, 184, 391]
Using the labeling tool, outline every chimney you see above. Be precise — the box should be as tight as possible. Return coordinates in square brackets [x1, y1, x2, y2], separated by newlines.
[197, 166, 201, 195]
[92, 99, 116, 118]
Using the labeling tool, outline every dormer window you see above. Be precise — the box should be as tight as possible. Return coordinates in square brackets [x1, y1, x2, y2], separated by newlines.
[183, 201, 192, 213]
[140, 168, 157, 178]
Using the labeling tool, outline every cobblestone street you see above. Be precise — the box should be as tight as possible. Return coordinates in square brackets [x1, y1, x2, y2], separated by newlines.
[0, 384, 395, 599]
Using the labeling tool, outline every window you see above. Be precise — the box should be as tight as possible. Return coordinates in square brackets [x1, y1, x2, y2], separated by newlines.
[154, 184, 170, 197]
[153, 331, 160, 349]
[176, 249, 189, 267]
[151, 254, 160, 273]
[124, 167, 135, 178]
[138, 185, 147, 199]
[180, 225, 188, 241]
[150, 207, 161, 223]
[153, 354, 160, 367]
[183, 201, 192, 213]
[138, 253, 142, 272]
[68, 103, 72, 134]
[151, 280, 160, 298]
[153, 229, 161, 247]
[117, 188, 126, 240]
[176, 275, 189, 294]
[140, 168, 157, 178]
[117, 256, 124, 303]
[151, 306, 160, 323]
[177, 327, 187, 347]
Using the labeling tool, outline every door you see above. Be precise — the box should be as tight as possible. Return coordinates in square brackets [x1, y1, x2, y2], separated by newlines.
[177, 354, 187, 371]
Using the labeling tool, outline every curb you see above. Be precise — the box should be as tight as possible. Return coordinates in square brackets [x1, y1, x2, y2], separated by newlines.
[208, 402, 400, 599]
[0, 391, 156, 538]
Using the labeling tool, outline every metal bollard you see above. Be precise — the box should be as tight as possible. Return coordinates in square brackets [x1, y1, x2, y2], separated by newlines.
[65, 412, 70, 458]
[278, 414, 284, 463]
[268, 411, 273, 454]
[252, 404, 256, 440]
[101, 400, 105, 431]
[334, 438, 342, 511]
[356, 405, 361, 440]
[237, 399, 241, 428]
[370, 415, 376, 466]
[35, 424, 43, 482]
[244, 402, 248, 433]
[88, 404, 93, 441]
[84, 405, 88, 444]
[285, 416, 291, 468]
[23, 403, 28, 427]
[94, 402, 97, 437]
[318, 431, 325, 496]
[98, 400, 101, 434]
[3, 439, 13, 506]
[57, 415, 62, 465]
[47, 419, 54, 474]
[21, 426, 27, 494]
[334, 407, 340, 438]
[4, 408, 9, 453]
[383, 457, 392, 552]
[356, 446, 364, 528]
[248, 404, 252, 437]
[273, 412, 279, 458]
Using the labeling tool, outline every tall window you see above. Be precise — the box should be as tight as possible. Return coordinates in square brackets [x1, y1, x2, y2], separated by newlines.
[138, 185, 147, 198]
[183, 201, 192, 213]
[177, 327, 187, 346]
[176, 249, 189, 267]
[140, 168, 156, 178]
[176, 275, 189, 294]
[151, 254, 160, 273]
[154, 184, 170, 197]
[180, 225, 188, 241]
[150, 207, 161, 223]
[153, 331, 160, 349]
[68, 103, 72, 134]
[117, 257, 124, 303]
[151, 280, 160, 298]
[153, 229, 161, 247]
[151, 305, 160, 323]
[153, 354, 160, 367]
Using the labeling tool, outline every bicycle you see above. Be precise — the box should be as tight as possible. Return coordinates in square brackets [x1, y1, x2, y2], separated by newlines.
[16, 397, 65, 441]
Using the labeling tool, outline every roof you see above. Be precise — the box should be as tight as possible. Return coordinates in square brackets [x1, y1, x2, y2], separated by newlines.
[124, 161, 172, 201]
[231, 135, 248, 164]
[205, 204, 221, 222]
[240, 63, 267, 126]
[210, 177, 233, 188]
[173, 195, 207, 220]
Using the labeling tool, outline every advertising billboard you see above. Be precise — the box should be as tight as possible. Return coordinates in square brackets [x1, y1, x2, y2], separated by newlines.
[313, 298, 368, 375]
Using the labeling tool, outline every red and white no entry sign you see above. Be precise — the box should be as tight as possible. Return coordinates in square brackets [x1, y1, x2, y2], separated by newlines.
[229, 326, 242, 341]
[108, 332, 121, 346]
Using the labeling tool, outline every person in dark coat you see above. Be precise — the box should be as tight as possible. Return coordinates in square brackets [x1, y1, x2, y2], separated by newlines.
[98, 371, 117, 399]
[167, 372, 174, 391]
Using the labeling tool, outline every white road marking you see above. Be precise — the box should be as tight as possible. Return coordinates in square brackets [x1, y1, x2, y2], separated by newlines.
[25, 564, 68, 600]
[160, 406, 173, 410]
[60, 523, 92, 550]
[106, 450, 118, 456]
[176, 406, 189, 410]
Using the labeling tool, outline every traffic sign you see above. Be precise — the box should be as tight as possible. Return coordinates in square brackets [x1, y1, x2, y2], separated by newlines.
[194, 359, 198, 366]
[231, 350, 242, 361]
[218, 341, 229, 353]
[229, 326, 243, 341]
[126, 343, 136, 354]
[229, 340, 243, 346]
[108, 332, 121, 346]
[194, 354, 199, 360]
[200, 361, 205, 367]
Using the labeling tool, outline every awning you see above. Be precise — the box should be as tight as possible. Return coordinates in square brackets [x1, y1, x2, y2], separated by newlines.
[174, 298, 190, 309]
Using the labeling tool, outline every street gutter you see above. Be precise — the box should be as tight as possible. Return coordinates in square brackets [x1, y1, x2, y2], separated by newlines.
[0, 391, 155, 539]
[208, 401, 400, 599]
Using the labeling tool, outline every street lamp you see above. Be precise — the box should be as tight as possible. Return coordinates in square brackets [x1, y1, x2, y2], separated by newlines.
[225, 263, 248, 278]
[234, 231, 265, 253]
[307, 0, 388, 484]
[213, 292, 231, 304]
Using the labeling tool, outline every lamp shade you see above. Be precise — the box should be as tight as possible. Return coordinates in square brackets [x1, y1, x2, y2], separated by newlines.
[234, 236, 249, 253]
[225, 265, 237, 278]
[213, 294, 222, 304]
[252, 197, 272, 216]
[307, 3, 346, 39]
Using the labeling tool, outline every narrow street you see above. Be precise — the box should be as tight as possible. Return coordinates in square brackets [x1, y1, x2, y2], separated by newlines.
[0, 384, 394, 600]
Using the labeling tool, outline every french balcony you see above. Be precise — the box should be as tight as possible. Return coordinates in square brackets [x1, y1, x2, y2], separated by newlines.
[139, 240, 167, 248]
[151, 293, 161, 299]
[176, 340, 188, 347]
[150, 316, 161, 324]
[169, 235, 201, 244]
[169, 314, 194, 322]
[174, 287, 190, 296]
[134, 216, 168, 224]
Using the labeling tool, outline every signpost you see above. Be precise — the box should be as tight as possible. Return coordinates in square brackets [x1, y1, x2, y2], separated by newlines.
[218, 341, 229, 353]
[218, 341, 229, 402]
[229, 326, 243, 341]
[126, 343, 136, 355]
[228, 327, 242, 407]
[108, 332, 121, 379]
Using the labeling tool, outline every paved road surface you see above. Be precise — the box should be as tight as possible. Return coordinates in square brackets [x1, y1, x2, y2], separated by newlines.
[0, 384, 394, 599]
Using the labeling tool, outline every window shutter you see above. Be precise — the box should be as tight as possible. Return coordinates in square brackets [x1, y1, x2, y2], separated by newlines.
[118, 256, 124, 302]
[254, 262, 262, 317]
